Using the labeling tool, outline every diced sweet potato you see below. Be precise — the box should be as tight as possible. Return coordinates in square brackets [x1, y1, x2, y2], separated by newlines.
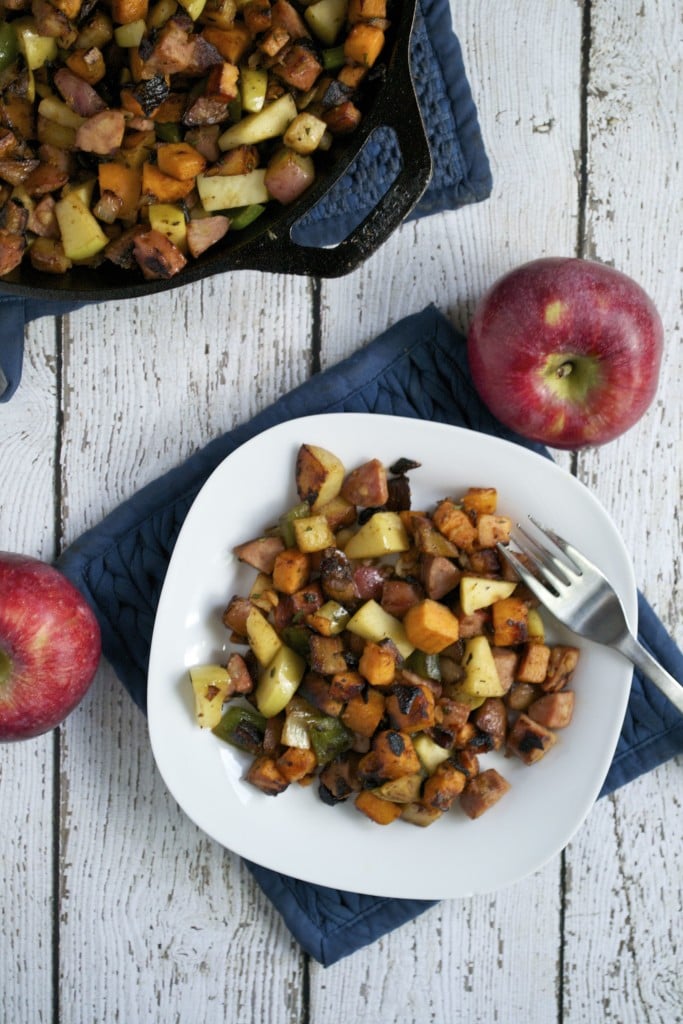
[491, 596, 529, 646]
[358, 639, 399, 688]
[460, 769, 511, 819]
[507, 713, 557, 765]
[403, 599, 460, 654]
[355, 789, 403, 825]
[157, 141, 207, 181]
[246, 755, 289, 795]
[542, 645, 580, 692]
[461, 487, 497, 515]
[272, 548, 311, 595]
[477, 514, 512, 549]
[364, 729, 421, 780]
[432, 500, 478, 551]
[341, 687, 386, 737]
[329, 670, 365, 702]
[343, 22, 384, 67]
[528, 691, 575, 729]
[386, 682, 435, 733]
[142, 162, 194, 201]
[276, 746, 317, 782]
[422, 761, 467, 811]
[516, 642, 551, 683]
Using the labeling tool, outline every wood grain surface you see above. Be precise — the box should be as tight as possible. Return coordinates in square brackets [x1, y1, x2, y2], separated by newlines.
[1, 1, 680, 1021]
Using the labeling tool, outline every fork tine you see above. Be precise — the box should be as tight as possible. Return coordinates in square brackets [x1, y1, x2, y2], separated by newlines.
[495, 543, 560, 604]
[527, 515, 591, 576]
[515, 523, 574, 590]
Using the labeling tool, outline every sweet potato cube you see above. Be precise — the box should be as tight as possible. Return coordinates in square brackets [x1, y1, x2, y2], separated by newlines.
[528, 691, 575, 729]
[460, 769, 510, 819]
[343, 22, 384, 67]
[348, 0, 387, 22]
[246, 755, 289, 795]
[432, 500, 478, 551]
[516, 642, 551, 683]
[403, 599, 460, 654]
[206, 61, 240, 101]
[491, 596, 529, 647]
[422, 762, 467, 811]
[477, 514, 512, 549]
[461, 487, 497, 515]
[341, 687, 385, 737]
[542, 645, 580, 692]
[359, 640, 399, 688]
[66, 46, 106, 85]
[272, 548, 311, 595]
[386, 682, 435, 733]
[368, 729, 421, 779]
[112, 0, 148, 24]
[355, 789, 403, 825]
[329, 670, 365, 701]
[276, 746, 317, 782]
[201, 25, 253, 63]
[98, 162, 141, 221]
[507, 713, 557, 765]
[142, 162, 194, 201]
[157, 142, 207, 181]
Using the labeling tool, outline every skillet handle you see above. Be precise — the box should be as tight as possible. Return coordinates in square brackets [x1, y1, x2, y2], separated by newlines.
[0, 298, 26, 403]
[228, 1, 432, 278]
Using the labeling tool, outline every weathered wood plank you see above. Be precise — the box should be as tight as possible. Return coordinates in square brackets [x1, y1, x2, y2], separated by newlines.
[56, 275, 313, 1022]
[0, 318, 58, 1024]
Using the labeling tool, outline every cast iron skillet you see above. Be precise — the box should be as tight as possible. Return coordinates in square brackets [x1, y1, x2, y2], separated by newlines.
[0, 0, 432, 301]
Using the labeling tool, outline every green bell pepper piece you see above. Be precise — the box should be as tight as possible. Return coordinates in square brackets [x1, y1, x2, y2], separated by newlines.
[213, 704, 266, 754]
[0, 22, 18, 72]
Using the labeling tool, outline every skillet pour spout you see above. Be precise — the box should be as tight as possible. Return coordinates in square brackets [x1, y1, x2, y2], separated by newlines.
[0, 0, 432, 302]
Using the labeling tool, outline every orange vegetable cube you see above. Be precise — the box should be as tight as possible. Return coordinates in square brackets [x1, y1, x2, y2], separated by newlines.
[272, 548, 311, 595]
[461, 487, 498, 515]
[403, 598, 460, 654]
[516, 642, 551, 683]
[343, 23, 385, 67]
[355, 789, 402, 825]
[491, 596, 529, 647]
[142, 162, 194, 202]
[156, 142, 207, 182]
[202, 25, 253, 63]
[358, 640, 398, 688]
[432, 500, 478, 551]
[98, 162, 141, 221]
[341, 687, 385, 737]
[112, 0, 148, 23]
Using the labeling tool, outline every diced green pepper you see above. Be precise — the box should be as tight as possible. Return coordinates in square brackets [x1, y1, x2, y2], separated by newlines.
[229, 203, 266, 231]
[279, 501, 311, 547]
[155, 122, 183, 143]
[213, 704, 266, 754]
[313, 600, 350, 635]
[405, 650, 442, 682]
[280, 624, 311, 658]
[322, 44, 345, 70]
[0, 22, 18, 72]
[308, 713, 353, 766]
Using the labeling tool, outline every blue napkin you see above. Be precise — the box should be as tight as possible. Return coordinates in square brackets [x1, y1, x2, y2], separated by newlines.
[58, 306, 683, 967]
[0, 0, 491, 402]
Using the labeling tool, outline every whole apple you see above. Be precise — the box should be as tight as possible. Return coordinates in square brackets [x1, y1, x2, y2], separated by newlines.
[0, 553, 101, 741]
[467, 257, 664, 449]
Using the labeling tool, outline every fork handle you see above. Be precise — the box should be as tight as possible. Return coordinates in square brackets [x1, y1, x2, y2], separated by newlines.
[613, 631, 683, 715]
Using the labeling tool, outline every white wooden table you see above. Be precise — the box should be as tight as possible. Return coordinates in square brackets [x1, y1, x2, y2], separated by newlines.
[2, 1, 681, 1020]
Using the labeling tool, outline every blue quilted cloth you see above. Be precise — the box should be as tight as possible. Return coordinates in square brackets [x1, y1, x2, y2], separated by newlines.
[58, 306, 683, 967]
[0, 0, 491, 402]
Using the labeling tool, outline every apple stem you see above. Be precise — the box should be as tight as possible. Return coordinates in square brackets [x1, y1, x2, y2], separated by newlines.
[557, 361, 574, 378]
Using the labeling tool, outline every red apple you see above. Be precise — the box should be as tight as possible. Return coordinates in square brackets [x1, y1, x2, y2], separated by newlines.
[0, 553, 101, 741]
[467, 257, 664, 449]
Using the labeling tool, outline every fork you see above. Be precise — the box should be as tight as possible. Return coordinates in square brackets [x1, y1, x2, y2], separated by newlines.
[496, 517, 683, 715]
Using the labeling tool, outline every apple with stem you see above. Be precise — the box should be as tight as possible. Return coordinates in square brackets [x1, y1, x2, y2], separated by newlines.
[0, 553, 101, 741]
[467, 257, 664, 449]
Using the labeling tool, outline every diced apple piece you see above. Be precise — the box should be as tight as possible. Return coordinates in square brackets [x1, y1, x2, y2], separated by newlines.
[15, 18, 58, 70]
[346, 599, 414, 659]
[305, 0, 348, 45]
[197, 169, 270, 211]
[189, 663, 231, 728]
[283, 112, 328, 155]
[240, 67, 268, 113]
[295, 443, 345, 511]
[148, 203, 188, 253]
[343, 511, 410, 559]
[412, 732, 450, 774]
[255, 644, 306, 718]
[459, 576, 517, 616]
[292, 514, 336, 553]
[460, 635, 505, 698]
[246, 606, 282, 666]
[218, 93, 298, 150]
[54, 192, 108, 261]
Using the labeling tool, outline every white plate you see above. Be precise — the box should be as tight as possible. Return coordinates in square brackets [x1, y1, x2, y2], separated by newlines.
[148, 413, 636, 899]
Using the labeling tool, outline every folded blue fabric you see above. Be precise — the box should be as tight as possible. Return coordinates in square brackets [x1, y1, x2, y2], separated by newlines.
[0, 0, 491, 402]
[58, 306, 683, 967]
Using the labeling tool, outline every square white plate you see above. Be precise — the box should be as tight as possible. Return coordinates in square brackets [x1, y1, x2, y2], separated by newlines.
[148, 413, 636, 899]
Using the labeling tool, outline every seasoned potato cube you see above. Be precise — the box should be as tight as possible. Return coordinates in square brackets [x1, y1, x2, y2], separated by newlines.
[385, 682, 436, 733]
[343, 511, 410, 559]
[460, 635, 505, 698]
[295, 443, 345, 511]
[373, 773, 424, 804]
[542, 645, 580, 692]
[401, 801, 442, 827]
[491, 596, 529, 646]
[355, 789, 403, 824]
[272, 548, 311, 594]
[528, 691, 575, 729]
[432, 500, 477, 551]
[507, 713, 557, 765]
[341, 458, 389, 507]
[422, 761, 467, 811]
[459, 768, 510, 819]
[461, 487, 497, 515]
[516, 642, 551, 683]
[358, 640, 399, 688]
[341, 686, 385, 737]
[477, 514, 512, 548]
[403, 598, 460, 654]
[189, 663, 230, 728]
[293, 514, 336, 552]
[459, 576, 517, 616]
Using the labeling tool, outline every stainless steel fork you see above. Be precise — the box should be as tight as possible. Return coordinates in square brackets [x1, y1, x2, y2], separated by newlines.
[497, 517, 683, 715]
